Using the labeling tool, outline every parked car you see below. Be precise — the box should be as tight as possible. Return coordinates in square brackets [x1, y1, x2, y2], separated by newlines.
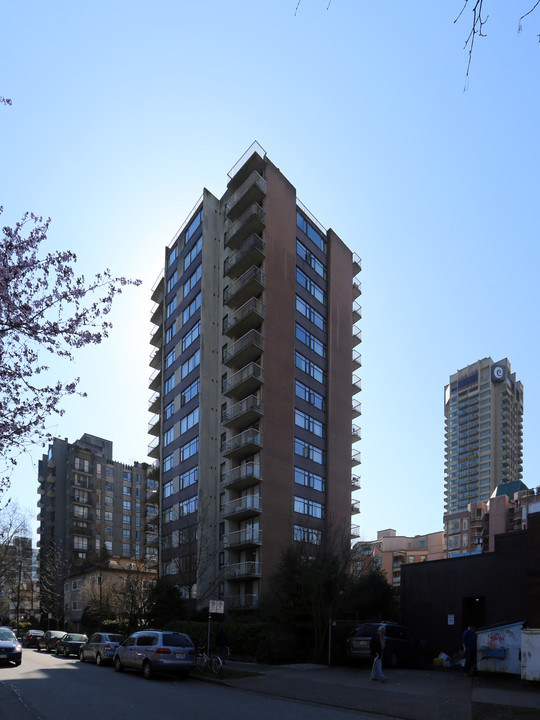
[55, 633, 88, 657]
[37, 630, 66, 653]
[80, 632, 125, 666]
[22, 629, 44, 648]
[346, 622, 423, 668]
[0, 626, 22, 666]
[114, 629, 196, 679]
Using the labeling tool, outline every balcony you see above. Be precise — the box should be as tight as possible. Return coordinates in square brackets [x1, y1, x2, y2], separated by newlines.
[352, 424, 361, 442]
[353, 280, 362, 299]
[222, 362, 263, 398]
[222, 428, 262, 460]
[223, 527, 262, 549]
[146, 507, 159, 526]
[351, 499, 361, 515]
[352, 327, 362, 346]
[352, 375, 362, 394]
[226, 593, 259, 610]
[352, 253, 362, 275]
[224, 234, 265, 279]
[149, 342, 162, 370]
[148, 392, 160, 414]
[221, 462, 262, 491]
[222, 494, 261, 520]
[223, 330, 264, 368]
[37, 498, 44, 509]
[150, 301, 163, 327]
[352, 399, 362, 418]
[149, 367, 162, 392]
[150, 322, 163, 348]
[146, 486, 159, 504]
[227, 143, 266, 189]
[224, 203, 266, 250]
[225, 170, 266, 221]
[148, 436, 160, 459]
[148, 414, 161, 436]
[224, 266, 265, 309]
[222, 395, 263, 430]
[352, 350, 362, 371]
[224, 561, 261, 580]
[71, 492, 91, 506]
[352, 450, 361, 467]
[223, 297, 264, 338]
[351, 475, 361, 491]
[352, 302, 362, 323]
[38, 485, 45, 495]
[351, 524, 360, 539]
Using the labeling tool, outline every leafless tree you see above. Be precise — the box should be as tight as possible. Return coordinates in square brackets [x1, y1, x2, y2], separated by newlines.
[39, 540, 70, 628]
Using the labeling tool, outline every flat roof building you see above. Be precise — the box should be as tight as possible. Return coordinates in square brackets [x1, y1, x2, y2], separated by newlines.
[149, 143, 361, 610]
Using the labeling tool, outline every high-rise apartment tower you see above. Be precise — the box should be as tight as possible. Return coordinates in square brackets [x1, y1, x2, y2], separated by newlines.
[149, 143, 362, 610]
[444, 357, 523, 515]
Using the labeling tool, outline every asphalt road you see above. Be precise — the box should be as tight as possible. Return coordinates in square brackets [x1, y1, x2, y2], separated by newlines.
[0, 649, 388, 720]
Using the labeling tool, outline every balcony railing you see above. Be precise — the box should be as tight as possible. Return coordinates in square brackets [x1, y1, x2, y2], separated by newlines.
[225, 170, 266, 221]
[222, 362, 263, 397]
[222, 394, 263, 428]
[224, 561, 261, 579]
[224, 234, 265, 279]
[223, 329, 264, 368]
[351, 499, 361, 515]
[352, 302, 362, 323]
[223, 527, 262, 548]
[352, 450, 361, 466]
[352, 327, 362, 346]
[223, 297, 264, 337]
[221, 428, 262, 459]
[222, 495, 261, 518]
[351, 475, 361, 491]
[224, 203, 266, 250]
[221, 462, 262, 490]
[224, 266, 265, 309]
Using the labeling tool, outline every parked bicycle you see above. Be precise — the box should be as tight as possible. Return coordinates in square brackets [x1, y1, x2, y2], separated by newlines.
[195, 646, 223, 674]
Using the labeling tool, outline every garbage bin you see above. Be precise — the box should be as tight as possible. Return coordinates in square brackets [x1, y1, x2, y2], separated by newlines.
[521, 628, 540, 681]
[476, 621, 524, 675]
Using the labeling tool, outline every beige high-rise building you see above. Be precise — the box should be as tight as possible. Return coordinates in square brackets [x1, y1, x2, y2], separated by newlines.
[444, 357, 523, 517]
[149, 143, 362, 610]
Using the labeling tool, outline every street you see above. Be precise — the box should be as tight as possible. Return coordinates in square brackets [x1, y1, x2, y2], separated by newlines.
[0, 649, 386, 720]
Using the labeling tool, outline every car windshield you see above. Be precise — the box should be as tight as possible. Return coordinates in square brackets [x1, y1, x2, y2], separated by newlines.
[0, 630, 15, 641]
[162, 633, 191, 648]
[67, 634, 87, 642]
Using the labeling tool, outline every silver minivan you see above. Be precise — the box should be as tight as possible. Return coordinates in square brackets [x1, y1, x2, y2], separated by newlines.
[113, 630, 196, 679]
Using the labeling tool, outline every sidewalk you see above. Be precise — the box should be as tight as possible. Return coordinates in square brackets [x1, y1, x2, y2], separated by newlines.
[221, 662, 540, 720]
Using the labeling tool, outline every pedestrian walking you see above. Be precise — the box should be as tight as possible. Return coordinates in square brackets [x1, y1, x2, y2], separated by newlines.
[462, 624, 477, 676]
[370, 625, 387, 682]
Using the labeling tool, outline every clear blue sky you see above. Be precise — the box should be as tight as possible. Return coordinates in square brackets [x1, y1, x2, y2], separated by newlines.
[2, 1, 540, 542]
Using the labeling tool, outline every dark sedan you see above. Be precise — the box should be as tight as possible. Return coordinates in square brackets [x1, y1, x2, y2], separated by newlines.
[37, 630, 67, 652]
[0, 626, 23, 666]
[55, 633, 88, 657]
[22, 629, 44, 648]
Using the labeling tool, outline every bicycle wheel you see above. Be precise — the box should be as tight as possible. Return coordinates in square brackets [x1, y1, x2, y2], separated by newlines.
[195, 653, 207, 672]
[210, 655, 223, 674]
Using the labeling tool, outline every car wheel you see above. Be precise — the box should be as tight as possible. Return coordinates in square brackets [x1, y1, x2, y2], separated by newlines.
[36, 644, 41, 652]
[64, 648, 69, 658]
[55, 645, 60, 656]
[114, 656, 123, 673]
[96, 652, 102, 666]
[79, 650, 85, 662]
[142, 660, 153, 680]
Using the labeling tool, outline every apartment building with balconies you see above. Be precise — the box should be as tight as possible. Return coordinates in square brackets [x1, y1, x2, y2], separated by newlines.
[149, 143, 361, 611]
[37, 433, 158, 619]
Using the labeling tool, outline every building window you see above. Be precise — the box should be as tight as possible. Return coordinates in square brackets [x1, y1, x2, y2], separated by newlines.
[296, 268, 325, 304]
[294, 496, 324, 518]
[179, 495, 198, 516]
[295, 351, 325, 384]
[296, 323, 325, 357]
[294, 467, 325, 492]
[294, 437, 325, 465]
[165, 375, 175, 394]
[165, 400, 175, 420]
[123, 486, 131, 495]
[186, 209, 203, 243]
[181, 407, 199, 434]
[183, 292, 201, 324]
[166, 321, 176, 344]
[165, 348, 176, 369]
[167, 296, 177, 318]
[163, 454, 174, 472]
[295, 380, 325, 410]
[182, 320, 201, 352]
[296, 239, 326, 278]
[164, 480, 174, 498]
[183, 264, 202, 298]
[122, 543, 130, 555]
[296, 295, 325, 330]
[164, 427, 174, 446]
[180, 466, 198, 489]
[123, 514, 130, 525]
[181, 378, 200, 405]
[168, 245, 178, 268]
[184, 235, 202, 271]
[293, 524, 322, 544]
[105, 511, 113, 521]
[295, 409, 325, 437]
[123, 500, 131, 511]
[167, 270, 177, 293]
[296, 211, 326, 253]
[181, 349, 200, 380]
[180, 437, 199, 462]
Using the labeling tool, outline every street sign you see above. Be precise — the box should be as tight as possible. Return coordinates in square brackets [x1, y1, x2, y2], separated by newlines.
[209, 600, 225, 614]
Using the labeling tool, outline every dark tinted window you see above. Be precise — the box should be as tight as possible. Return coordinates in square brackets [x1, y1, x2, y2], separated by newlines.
[162, 633, 192, 648]
[137, 634, 158, 647]
[107, 634, 125, 643]
[125, 636, 136, 647]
